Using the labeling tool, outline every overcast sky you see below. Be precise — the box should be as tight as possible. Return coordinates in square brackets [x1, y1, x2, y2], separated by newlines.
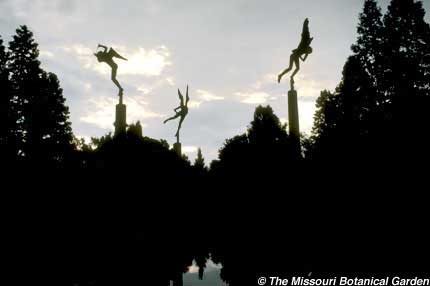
[1, 0, 429, 162]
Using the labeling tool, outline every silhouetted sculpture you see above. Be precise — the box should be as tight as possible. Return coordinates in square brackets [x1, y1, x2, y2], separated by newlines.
[94, 44, 128, 135]
[277, 19, 312, 159]
[164, 85, 190, 152]
[94, 44, 127, 100]
[278, 18, 313, 89]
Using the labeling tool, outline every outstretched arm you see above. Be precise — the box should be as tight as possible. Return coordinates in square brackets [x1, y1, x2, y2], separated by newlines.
[178, 89, 184, 107]
[185, 85, 190, 106]
[98, 44, 108, 52]
[300, 53, 309, 62]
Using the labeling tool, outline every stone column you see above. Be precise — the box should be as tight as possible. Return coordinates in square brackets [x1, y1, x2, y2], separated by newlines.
[288, 88, 301, 158]
[173, 142, 182, 157]
[114, 99, 127, 136]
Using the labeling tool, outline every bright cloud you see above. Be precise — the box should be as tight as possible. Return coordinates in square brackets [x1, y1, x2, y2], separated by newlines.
[182, 146, 198, 154]
[84, 83, 91, 92]
[188, 264, 199, 274]
[117, 46, 171, 76]
[165, 77, 176, 86]
[39, 50, 54, 58]
[252, 73, 277, 89]
[80, 96, 117, 130]
[196, 89, 224, 101]
[236, 91, 271, 104]
[236, 73, 279, 104]
[187, 89, 224, 109]
[63, 45, 93, 57]
[137, 85, 153, 95]
[187, 259, 222, 274]
[187, 101, 202, 109]
[62, 44, 97, 70]
[64, 44, 172, 77]
[137, 77, 177, 96]
[80, 95, 163, 130]
[298, 100, 317, 134]
[275, 105, 316, 135]
[293, 74, 336, 99]
[280, 117, 288, 125]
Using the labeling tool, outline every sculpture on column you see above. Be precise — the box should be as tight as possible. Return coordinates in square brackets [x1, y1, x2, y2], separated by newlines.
[277, 18, 313, 90]
[94, 44, 128, 135]
[164, 85, 190, 155]
[164, 85, 190, 142]
[277, 18, 314, 159]
[94, 44, 128, 100]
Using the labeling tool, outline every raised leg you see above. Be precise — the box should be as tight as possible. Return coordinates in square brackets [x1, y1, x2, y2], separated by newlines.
[278, 54, 295, 83]
[164, 113, 180, 124]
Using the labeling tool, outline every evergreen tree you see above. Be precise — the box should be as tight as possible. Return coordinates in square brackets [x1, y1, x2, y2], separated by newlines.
[381, 0, 430, 160]
[248, 105, 288, 145]
[212, 105, 294, 179]
[382, 0, 430, 100]
[0, 36, 14, 162]
[8, 25, 42, 159]
[38, 72, 73, 164]
[351, 0, 384, 89]
[351, 0, 385, 123]
[309, 0, 430, 162]
[8, 25, 73, 166]
[310, 0, 384, 160]
[194, 148, 206, 171]
[309, 56, 374, 161]
[308, 90, 339, 160]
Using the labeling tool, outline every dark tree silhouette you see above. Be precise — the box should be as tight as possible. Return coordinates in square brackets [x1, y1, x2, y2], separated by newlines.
[308, 0, 430, 163]
[308, 1, 383, 162]
[127, 120, 143, 137]
[193, 147, 208, 180]
[382, 0, 430, 99]
[380, 0, 430, 161]
[38, 72, 74, 165]
[8, 25, 73, 167]
[308, 55, 375, 161]
[8, 25, 42, 161]
[211, 105, 296, 180]
[208, 105, 310, 285]
[194, 148, 206, 170]
[351, 0, 384, 88]
[0, 36, 14, 164]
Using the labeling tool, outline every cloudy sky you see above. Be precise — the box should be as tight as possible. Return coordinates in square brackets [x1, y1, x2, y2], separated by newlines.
[0, 0, 429, 162]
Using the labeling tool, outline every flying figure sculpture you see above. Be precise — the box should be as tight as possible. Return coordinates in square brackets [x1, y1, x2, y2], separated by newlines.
[278, 18, 313, 88]
[94, 44, 128, 97]
[164, 85, 190, 142]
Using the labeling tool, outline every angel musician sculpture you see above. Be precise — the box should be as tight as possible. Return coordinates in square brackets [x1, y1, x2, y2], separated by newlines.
[278, 18, 313, 89]
[94, 44, 128, 98]
[164, 85, 190, 142]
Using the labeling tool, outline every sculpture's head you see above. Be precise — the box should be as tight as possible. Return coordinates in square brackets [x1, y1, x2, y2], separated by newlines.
[306, 46, 313, 54]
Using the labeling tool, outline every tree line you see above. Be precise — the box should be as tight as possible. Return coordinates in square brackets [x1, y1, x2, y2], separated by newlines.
[2, 0, 430, 285]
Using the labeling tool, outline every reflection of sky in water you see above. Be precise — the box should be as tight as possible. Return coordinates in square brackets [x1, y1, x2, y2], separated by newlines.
[182, 259, 223, 286]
